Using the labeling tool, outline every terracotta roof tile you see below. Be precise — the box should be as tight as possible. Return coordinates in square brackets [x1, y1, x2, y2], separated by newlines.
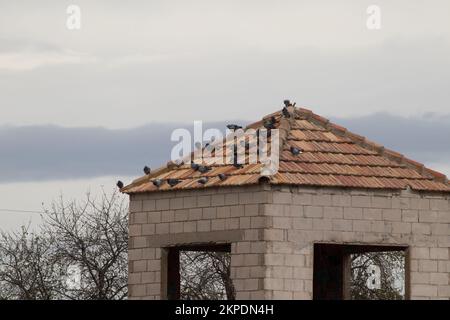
[122, 106, 450, 193]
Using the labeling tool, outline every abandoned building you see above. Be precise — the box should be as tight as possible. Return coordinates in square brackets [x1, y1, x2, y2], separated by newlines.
[122, 105, 450, 300]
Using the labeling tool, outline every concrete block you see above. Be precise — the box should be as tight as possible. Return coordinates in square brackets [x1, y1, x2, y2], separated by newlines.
[412, 223, 431, 235]
[211, 194, 225, 206]
[304, 206, 323, 218]
[331, 194, 351, 207]
[324, 206, 344, 219]
[352, 195, 371, 207]
[188, 208, 202, 220]
[392, 222, 412, 234]
[169, 222, 183, 233]
[343, 207, 363, 220]
[382, 209, 402, 221]
[211, 219, 225, 231]
[332, 219, 352, 232]
[402, 210, 419, 222]
[312, 194, 332, 206]
[293, 218, 313, 230]
[169, 198, 183, 210]
[155, 199, 170, 211]
[148, 211, 161, 224]
[371, 196, 392, 208]
[197, 195, 211, 207]
[142, 224, 156, 235]
[430, 248, 449, 260]
[363, 208, 382, 220]
[273, 192, 292, 204]
[183, 221, 197, 233]
[293, 193, 312, 205]
[410, 248, 429, 259]
[197, 220, 211, 232]
[312, 218, 332, 231]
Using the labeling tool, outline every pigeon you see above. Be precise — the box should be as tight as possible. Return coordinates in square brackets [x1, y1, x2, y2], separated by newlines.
[194, 141, 202, 150]
[152, 179, 163, 187]
[143, 166, 151, 175]
[218, 173, 227, 181]
[283, 99, 291, 107]
[263, 116, 277, 129]
[290, 146, 302, 155]
[116, 181, 124, 189]
[167, 178, 181, 187]
[282, 106, 291, 118]
[191, 163, 200, 171]
[233, 162, 244, 169]
[198, 165, 211, 173]
[226, 124, 242, 131]
[198, 177, 209, 185]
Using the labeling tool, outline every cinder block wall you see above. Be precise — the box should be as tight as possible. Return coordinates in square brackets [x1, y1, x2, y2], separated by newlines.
[128, 184, 450, 300]
[128, 185, 273, 300]
[265, 186, 450, 300]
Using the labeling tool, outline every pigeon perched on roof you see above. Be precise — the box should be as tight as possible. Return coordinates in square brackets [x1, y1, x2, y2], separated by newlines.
[195, 142, 203, 150]
[116, 181, 124, 189]
[152, 179, 163, 187]
[167, 178, 181, 187]
[263, 116, 277, 129]
[143, 166, 151, 175]
[198, 165, 211, 174]
[290, 146, 302, 155]
[282, 106, 291, 118]
[226, 124, 243, 130]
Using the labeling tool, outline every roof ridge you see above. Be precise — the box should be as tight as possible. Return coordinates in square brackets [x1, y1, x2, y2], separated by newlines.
[295, 107, 449, 185]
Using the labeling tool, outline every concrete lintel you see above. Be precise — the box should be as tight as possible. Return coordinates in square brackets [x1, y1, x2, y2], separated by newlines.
[146, 230, 244, 248]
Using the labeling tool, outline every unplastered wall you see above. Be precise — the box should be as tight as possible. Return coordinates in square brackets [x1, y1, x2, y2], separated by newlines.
[127, 184, 274, 300]
[264, 185, 450, 300]
[127, 182, 450, 300]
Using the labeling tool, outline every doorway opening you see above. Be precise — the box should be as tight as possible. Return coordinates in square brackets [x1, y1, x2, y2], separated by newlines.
[165, 244, 234, 300]
[313, 243, 408, 300]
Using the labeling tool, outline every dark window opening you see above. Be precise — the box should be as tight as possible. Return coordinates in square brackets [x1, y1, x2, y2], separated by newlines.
[166, 244, 235, 300]
[313, 243, 407, 300]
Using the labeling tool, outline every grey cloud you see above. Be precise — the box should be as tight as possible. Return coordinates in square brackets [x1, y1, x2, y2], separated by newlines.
[0, 120, 245, 183]
[0, 113, 449, 183]
[331, 113, 450, 164]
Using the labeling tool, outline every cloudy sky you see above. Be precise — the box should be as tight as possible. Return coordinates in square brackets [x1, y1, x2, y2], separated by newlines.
[1, 1, 449, 229]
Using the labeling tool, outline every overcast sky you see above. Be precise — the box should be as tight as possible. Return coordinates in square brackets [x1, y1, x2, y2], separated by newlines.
[1, 1, 449, 230]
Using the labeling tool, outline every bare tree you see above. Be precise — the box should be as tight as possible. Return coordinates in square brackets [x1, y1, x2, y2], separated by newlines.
[0, 190, 128, 300]
[179, 250, 405, 300]
[180, 251, 235, 300]
[43, 190, 128, 300]
[350, 251, 405, 300]
[0, 226, 61, 300]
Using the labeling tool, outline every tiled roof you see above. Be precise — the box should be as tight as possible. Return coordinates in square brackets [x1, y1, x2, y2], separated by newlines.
[122, 106, 450, 193]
